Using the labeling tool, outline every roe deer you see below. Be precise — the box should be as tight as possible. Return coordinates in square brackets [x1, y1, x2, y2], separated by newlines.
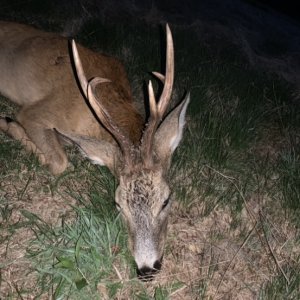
[0, 22, 190, 280]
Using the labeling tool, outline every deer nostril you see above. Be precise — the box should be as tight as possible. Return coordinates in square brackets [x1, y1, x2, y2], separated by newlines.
[153, 260, 162, 271]
[137, 265, 160, 281]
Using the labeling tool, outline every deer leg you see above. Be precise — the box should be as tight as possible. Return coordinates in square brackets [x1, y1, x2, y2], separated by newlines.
[21, 123, 68, 175]
[0, 117, 46, 165]
[2, 113, 68, 175]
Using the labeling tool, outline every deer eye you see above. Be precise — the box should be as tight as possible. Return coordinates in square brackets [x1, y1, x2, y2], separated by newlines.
[115, 202, 121, 211]
[162, 198, 170, 210]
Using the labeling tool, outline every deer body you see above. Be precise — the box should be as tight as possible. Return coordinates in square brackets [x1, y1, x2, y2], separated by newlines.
[0, 21, 189, 280]
[0, 21, 142, 173]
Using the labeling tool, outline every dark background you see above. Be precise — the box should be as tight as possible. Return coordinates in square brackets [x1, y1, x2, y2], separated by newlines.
[0, 0, 299, 92]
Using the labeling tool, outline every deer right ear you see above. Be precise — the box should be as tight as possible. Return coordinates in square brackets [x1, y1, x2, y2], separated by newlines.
[154, 93, 190, 169]
[55, 129, 120, 173]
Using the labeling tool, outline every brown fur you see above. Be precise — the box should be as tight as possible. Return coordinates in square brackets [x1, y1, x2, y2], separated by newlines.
[0, 21, 143, 174]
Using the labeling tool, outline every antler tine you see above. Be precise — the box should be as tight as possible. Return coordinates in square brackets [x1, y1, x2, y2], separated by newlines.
[141, 24, 175, 166]
[148, 80, 158, 117]
[157, 24, 174, 117]
[72, 40, 89, 97]
[152, 72, 165, 83]
[72, 40, 134, 167]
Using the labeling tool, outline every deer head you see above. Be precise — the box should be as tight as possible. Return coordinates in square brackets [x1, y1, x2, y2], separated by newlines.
[58, 25, 190, 280]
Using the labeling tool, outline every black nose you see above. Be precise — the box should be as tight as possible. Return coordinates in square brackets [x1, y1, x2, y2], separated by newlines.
[137, 260, 162, 281]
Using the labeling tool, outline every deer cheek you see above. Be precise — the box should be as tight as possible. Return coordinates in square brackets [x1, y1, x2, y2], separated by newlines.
[122, 217, 136, 253]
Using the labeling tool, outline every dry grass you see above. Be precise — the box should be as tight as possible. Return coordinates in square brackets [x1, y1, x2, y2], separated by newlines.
[0, 165, 77, 297]
[149, 194, 298, 299]
[0, 155, 299, 299]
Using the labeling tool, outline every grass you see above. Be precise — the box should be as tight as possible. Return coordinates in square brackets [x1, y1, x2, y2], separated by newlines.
[0, 5, 300, 299]
[259, 263, 300, 300]
[24, 208, 126, 299]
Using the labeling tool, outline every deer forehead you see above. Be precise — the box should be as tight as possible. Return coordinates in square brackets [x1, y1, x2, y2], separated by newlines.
[118, 170, 170, 207]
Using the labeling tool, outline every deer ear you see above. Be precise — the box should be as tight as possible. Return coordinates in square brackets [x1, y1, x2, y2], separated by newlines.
[154, 93, 190, 168]
[55, 129, 120, 173]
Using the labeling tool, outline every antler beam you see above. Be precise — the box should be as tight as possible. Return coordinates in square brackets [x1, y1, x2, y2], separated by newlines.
[71, 40, 134, 167]
[141, 24, 174, 166]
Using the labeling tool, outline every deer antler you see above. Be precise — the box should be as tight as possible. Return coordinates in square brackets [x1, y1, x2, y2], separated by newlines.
[141, 24, 174, 166]
[71, 40, 134, 167]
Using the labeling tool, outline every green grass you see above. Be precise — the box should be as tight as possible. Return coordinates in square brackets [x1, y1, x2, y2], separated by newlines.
[0, 9, 300, 299]
[259, 263, 300, 300]
[24, 208, 127, 299]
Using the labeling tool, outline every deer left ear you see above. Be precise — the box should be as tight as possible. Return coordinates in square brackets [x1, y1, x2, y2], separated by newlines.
[55, 129, 121, 174]
[154, 93, 190, 168]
